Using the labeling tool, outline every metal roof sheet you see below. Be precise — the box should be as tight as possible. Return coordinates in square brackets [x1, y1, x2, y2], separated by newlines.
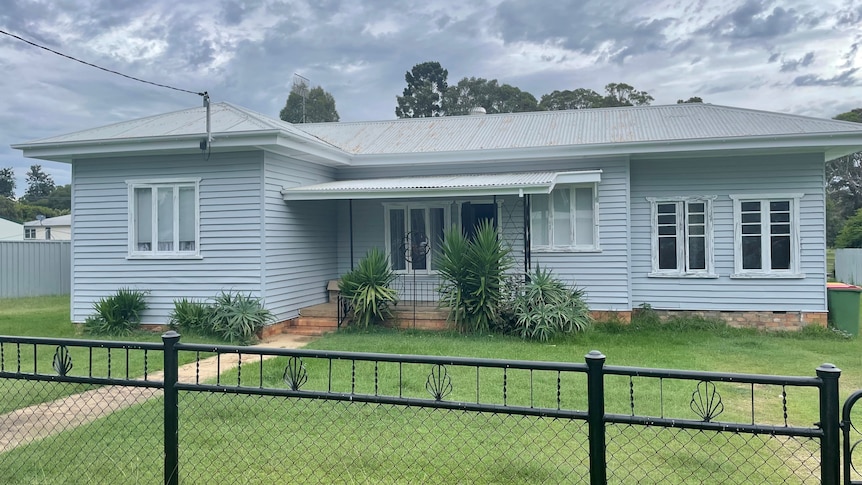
[295, 104, 862, 155]
[22, 102, 327, 146]
[281, 170, 602, 200]
[24, 214, 71, 227]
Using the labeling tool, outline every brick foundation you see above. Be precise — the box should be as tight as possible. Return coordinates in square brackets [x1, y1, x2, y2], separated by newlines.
[591, 311, 632, 323]
[647, 310, 827, 331]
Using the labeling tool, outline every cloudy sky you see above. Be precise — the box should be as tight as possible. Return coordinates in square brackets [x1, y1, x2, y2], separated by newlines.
[1, 0, 860, 195]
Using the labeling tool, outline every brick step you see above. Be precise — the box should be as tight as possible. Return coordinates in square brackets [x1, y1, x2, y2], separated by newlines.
[300, 304, 339, 318]
[287, 326, 338, 336]
[293, 316, 339, 327]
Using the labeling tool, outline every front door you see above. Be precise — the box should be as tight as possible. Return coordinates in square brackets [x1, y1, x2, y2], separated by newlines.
[461, 202, 497, 240]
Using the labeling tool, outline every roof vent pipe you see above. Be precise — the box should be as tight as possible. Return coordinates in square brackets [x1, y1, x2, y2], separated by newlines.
[469, 107, 487, 115]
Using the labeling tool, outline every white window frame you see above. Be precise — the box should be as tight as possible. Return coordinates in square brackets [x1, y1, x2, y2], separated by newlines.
[647, 196, 716, 278]
[384, 202, 451, 274]
[730, 193, 804, 279]
[127, 178, 201, 260]
[24, 228, 35, 239]
[530, 183, 599, 252]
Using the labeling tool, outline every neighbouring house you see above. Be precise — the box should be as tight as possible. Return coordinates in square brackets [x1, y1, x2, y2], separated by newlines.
[0, 217, 23, 241]
[12, 102, 862, 329]
[23, 214, 72, 241]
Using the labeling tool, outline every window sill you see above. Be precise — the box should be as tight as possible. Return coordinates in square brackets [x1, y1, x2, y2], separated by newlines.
[648, 272, 719, 279]
[532, 247, 602, 254]
[127, 254, 203, 261]
[730, 272, 805, 279]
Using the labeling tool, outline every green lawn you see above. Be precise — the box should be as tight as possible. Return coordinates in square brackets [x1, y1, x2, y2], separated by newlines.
[2, 297, 859, 483]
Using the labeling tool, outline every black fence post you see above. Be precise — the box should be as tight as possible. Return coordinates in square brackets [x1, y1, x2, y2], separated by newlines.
[162, 331, 181, 485]
[817, 363, 841, 485]
[586, 350, 607, 485]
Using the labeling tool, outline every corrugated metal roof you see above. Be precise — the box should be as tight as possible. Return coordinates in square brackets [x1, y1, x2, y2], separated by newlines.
[295, 104, 862, 155]
[24, 214, 71, 227]
[281, 170, 602, 200]
[23, 102, 326, 146]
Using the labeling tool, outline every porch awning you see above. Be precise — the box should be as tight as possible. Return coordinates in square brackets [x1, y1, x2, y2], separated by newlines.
[281, 170, 602, 200]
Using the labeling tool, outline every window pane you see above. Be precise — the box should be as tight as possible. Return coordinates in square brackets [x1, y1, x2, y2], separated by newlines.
[658, 226, 676, 235]
[574, 187, 594, 246]
[742, 225, 761, 235]
[389, 209, 405, 270]
[741, 201, 760, 212]
[688, 203, 704, 213]
[689, 237, 706, 270]
[770, 201, 790, 211]
[430, 208, 445, 270]
[135, 188, 152, 251]
[157, 187, 174, 251]
[742, 236, 762, 270]
[688, 214, 705, 224]
[770, 212, 790, 223]
[553, 189, 571, 246]
[771, 224, 790, 235]
[771, 236, 791, 270]
[178, 186, 195, 251]
[658, 237, 677, 270]
[741, 213, 760, 223]
[657, 214, 676, 225]
[531, 195, 549, 247]
[657, 204, 676, 214]
[410, 208, 427, 270]
[688, 225, 704, 236]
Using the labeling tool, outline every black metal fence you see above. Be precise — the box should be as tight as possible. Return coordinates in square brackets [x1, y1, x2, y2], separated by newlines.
[0, 333, 845, 484]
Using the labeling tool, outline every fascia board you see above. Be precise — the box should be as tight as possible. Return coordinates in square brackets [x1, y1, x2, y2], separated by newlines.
[282, 185, 553, 201]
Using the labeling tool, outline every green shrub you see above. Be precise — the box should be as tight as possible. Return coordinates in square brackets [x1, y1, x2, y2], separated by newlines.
[168, 298, 212, 331]
[339, 248, 398, 327]
[84, 288, 149, 335]
[836, 207, 862, 248]
[511, 266, 591, 341]
[438, 221, 512, 333]
[208, 291, 273, 344]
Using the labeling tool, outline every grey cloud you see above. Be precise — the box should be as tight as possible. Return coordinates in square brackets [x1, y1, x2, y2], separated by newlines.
[768, 52, 780, 63]
[492, 0, 678, 63]
[698, 0, 802, 42]
[780, 51, 815, 72]
[221, 0, 247, 25]
[837, 4, 862, 26]
[793, 68, 859, 87]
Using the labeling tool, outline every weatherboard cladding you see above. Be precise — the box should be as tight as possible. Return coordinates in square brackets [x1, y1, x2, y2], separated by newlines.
[296, 104, 862, 155]
[629, 153, 826, 312]
[263, 152, 339, 322]
[71, 152, 265, 324]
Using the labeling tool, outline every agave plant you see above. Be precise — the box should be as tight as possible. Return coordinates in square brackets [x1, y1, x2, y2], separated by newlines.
[84, 288, 149, 335]
[339, 248, 398, 327]
[209, 291, 273, 344]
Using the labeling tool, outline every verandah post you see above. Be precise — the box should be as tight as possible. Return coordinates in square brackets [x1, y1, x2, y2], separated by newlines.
[586, 350, 607, 485]
[162, 331, 181, 485]
[817, 363, 841, 485]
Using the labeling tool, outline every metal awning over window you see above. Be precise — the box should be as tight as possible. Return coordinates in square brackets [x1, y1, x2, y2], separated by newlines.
[281, 170, 602, 200]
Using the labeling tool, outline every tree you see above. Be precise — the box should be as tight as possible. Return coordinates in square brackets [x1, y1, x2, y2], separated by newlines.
[279, 80, 339, 123]
[23, 164, 55, 202]
[538, 83, 654, 110]
[538, 88, 604, 110]
[835, 108, 862, 123]
[395, 61, 448, 118]
[26, 184, 71, 211]
[677, 97, 704, 104]
[0, 167, 14, 198]
[826, 108, 862, 246]
[601, 83, 654, 107]
[836, 207, 862, 247]
[443, 77, 537, 115]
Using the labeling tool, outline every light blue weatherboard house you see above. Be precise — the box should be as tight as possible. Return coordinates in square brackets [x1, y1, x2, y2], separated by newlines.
[13, 103, 862, 329]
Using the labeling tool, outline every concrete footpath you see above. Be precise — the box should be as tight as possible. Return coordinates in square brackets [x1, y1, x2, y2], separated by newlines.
[0, 333, 313, 453]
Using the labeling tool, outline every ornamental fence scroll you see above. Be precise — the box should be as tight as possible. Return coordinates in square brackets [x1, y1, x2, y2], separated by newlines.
[0, 333, 844, 484]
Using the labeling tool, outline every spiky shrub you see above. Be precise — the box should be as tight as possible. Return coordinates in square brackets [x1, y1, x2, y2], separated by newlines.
[168, 298, 212, 332]
[339, 248, 398, 327]
[209, 291, 273, 344]
[438, 221, 512, 333]
[513, 266, 592, 341]
[84, 288, 149, 335]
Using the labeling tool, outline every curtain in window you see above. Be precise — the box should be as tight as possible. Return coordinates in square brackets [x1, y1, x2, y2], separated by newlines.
[157, 187, 174, 251]
[135, 188, 152, 251]
[178, 186, 196, 251]
[574, 187, 594, 246]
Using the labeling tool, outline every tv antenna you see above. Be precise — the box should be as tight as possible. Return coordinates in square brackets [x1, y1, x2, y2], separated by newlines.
[293, 73, 309, 123]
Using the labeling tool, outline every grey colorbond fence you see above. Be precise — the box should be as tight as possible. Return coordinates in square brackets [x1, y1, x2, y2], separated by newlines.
[836, 249, 862, 286]
[0, 333, 847, 484]
[0, 241, 71, 298]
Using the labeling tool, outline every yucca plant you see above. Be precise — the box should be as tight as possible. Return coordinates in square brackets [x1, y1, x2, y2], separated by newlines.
[84, 288, 149, 335]
[339, 248, 398, 327]
[438, 221, 512, 333]
[209, 291, 273, 344]
[513, 266, 592, 341]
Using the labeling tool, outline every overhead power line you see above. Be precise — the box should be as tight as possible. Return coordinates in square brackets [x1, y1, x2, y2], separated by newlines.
[0, 29, 204, 97]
